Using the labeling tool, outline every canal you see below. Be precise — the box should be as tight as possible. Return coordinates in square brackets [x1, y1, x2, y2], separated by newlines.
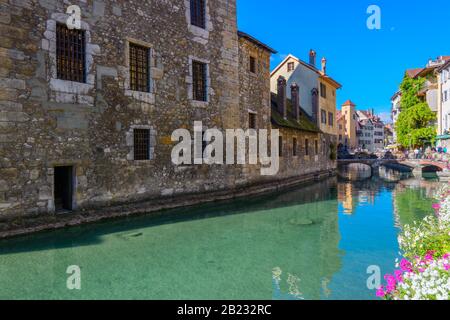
[0, 177, 441, 300]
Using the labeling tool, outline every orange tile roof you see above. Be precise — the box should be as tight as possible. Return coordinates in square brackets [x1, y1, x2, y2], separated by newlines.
[342, 100, 356, 107]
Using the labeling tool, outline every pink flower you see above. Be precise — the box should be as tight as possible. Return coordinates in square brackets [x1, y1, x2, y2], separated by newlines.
[394, 270, 404, 283]
[376, 286, 386, 298]
[400, 259, 413, 272]
[432, 203, 441, 210]
[444, 264, 450, 271]
[424, 252, 435, 263]
[384, 275, 397, 293]
[443, 253, 450, 260]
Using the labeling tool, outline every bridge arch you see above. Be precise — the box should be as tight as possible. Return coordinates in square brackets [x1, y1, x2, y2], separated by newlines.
[421, 165, 443, 173]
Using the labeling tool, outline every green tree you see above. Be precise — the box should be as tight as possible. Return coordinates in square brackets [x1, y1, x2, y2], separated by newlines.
[396, 103, 436, 147]
[399, 75, 425, 110]
[396, 75, 436, 148]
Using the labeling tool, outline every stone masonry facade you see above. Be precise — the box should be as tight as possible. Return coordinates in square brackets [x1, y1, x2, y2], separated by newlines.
[0, 0, 336, 233]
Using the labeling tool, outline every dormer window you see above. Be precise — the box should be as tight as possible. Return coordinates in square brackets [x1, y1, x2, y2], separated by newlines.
[190, 0, 206, 29]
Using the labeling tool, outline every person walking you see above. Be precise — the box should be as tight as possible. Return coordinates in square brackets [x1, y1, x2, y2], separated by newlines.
[414, 148, 420, 160]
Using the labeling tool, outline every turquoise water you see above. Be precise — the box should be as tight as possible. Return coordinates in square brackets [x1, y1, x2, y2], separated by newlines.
[0, 178, 438, 300]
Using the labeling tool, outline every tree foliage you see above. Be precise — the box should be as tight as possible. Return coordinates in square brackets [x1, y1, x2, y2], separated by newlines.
[396, 75, 436, 148]
[399, 75, 425, 110]
[397, 103, 436, 147]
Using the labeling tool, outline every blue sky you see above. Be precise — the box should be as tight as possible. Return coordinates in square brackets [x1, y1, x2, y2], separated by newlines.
[237, 0, 450, 123]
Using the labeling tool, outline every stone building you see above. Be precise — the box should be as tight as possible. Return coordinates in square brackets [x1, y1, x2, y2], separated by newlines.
[271, 78, 336, 180]
[0, 0, 337, 233]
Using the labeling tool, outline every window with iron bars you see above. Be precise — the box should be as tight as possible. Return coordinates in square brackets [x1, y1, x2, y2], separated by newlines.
[129, 43, 150, 92]
[133, 129, 150, 161]
[190, 0, 206, 29]
[56, 24, 86, 83]
[192, 61, 207, 102]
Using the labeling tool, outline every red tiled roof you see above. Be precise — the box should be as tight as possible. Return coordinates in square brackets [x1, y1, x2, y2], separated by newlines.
[406, 68, 424, 78]
[342, 100, 356, 107]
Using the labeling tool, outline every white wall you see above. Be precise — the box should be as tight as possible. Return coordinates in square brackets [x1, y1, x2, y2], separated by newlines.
[271, 56, 319, 117]
[441, 67, 450, 134]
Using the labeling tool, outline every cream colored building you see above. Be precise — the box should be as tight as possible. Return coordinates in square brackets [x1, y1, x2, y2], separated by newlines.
[270, 51, 341, 137]
[337, 100, 358, 150]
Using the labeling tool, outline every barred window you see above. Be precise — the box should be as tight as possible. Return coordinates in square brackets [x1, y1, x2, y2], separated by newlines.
[134, 129, 150, 161]
[192, 61, 207, 102]
[305, 139, 309, 156]
[56, 24, 86, 83]
[315, 140, 319, 155]
[129, 43, 150, 92]
[190, 0, 206, 28]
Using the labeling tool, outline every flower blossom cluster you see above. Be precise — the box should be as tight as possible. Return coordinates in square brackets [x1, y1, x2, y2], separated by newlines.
[377, 184, 450, 300]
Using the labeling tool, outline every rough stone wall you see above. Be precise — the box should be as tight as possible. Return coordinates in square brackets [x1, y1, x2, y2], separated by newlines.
[237, 36, 273, 184]
[0, 0, 336, 224]
[276, 128, 335, 179]
[0, 0, 241, 217]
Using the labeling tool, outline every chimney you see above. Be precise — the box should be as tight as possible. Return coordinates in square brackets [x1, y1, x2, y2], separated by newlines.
[291, 83, 300, 121]
[277, 76, 287, 119]
[321, 57, 327, 74]
[309, 49, 316, 67]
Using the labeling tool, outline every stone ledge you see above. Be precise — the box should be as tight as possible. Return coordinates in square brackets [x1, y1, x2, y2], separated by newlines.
[0, 170, 336, 239]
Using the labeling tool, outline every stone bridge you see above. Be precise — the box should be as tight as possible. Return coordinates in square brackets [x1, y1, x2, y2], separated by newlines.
[337, 159, 447, 178]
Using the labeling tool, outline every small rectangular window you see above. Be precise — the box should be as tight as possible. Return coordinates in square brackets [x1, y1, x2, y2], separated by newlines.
[287, 62, 295, 72]
[320, 83, 327, 98]
[279, 136, 283, 157]
[250, 56, 256, 73]
[134, 129, 150, 161]
[328, 112, 334, 126]
[293, 138, 298, 156]
[315, 140, 319, 155]
[249, 113, 257, 129]
[129, 43, 150, 92]
[190, 0, 206, 28]
[305, 139, 309, 156]
[321, 110, 327, 124]
[56, 24, 86, 83]
[192, 60, 207, 102]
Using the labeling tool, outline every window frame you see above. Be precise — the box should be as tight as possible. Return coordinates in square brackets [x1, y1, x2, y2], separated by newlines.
[129, 42, 151, 93]
[328, 112, 334, 127]
[249, 112, 257, 129]
[287, 62, 295, 72]
[192, 60, 208, 102]
[250, 56, 257, 73]
[56, 23, 86, 83]
[320, 82, 327, 98]
[133, 128, 151, 161]
[190, 0, 206, 29]
[293, 137, 298, 157]
[321, 109, 327, 124]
